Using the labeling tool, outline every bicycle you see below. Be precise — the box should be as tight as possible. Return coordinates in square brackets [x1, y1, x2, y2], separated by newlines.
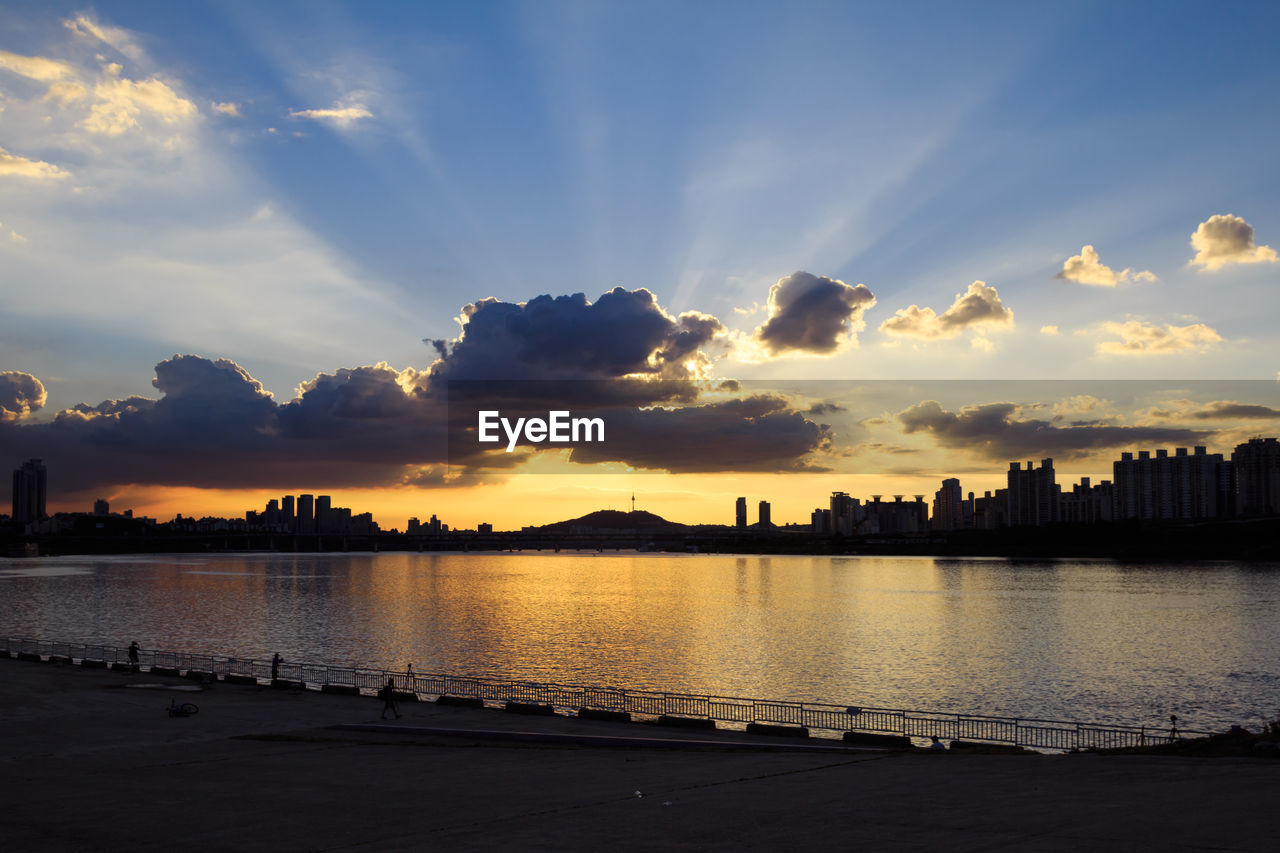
[167, 699, 199, 717]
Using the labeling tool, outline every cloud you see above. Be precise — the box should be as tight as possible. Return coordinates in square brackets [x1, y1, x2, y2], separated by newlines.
[1144, 400, 1280, 421]
[1056, 245, 1156, 286]
[1040, 325, 1060, 335]
[752, 271, 876, 355]
[0, 146, 71, 179]
[211, 101, 241, 117]
[0, 49, 75, 81]
[0, 371, 46, 422]
[429, 288, 726, 386]
[0, 347, 834, 495]
[289, 103, 373, 126]
[879, 280, 1014, 340]
[1189, 214, 1278, 271]
[1097, 320, 1223, 355]
[43, 80, 88, 106]
[0, 355, 447, 495]
[567, 395, 832, 473]
[897, 400, 1211, 461]
[82, 68, 198, 136]
[64, 14, 144, 61]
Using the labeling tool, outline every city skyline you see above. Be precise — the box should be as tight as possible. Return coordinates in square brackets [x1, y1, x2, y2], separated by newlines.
[3, 2, 1280, 528]
[9, 431, 1278, 533]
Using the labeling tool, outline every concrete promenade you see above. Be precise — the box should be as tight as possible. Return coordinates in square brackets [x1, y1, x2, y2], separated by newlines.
[0, 657, 1273, 851]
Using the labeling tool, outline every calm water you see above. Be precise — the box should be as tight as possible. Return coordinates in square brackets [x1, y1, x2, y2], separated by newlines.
[2, 552, 1278, 731]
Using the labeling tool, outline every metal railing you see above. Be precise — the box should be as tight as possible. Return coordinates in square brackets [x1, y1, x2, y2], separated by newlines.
[1, 635, 1208, 752]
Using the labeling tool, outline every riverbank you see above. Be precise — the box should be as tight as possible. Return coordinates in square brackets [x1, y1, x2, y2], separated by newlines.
[0, 657, 1274, 851]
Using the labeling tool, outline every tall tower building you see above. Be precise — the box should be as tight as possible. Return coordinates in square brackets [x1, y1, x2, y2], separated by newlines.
[735, 497, 747, 529]
[758, 500, 771, 528]
[282, 495, 296, 529]
[315, 495, 332, 534]
[297, 494, 314, 534]
[11, 458, 47, 523]
[932, 478, 963, 531]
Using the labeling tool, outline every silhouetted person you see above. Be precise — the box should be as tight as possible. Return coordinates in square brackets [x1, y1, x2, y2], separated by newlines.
[928, 736, 946, 750]
[380, 678, 400, 720]
[127, 641, 139, 667]
[406, 663, 413, 686]
[271, 653, 281, 680]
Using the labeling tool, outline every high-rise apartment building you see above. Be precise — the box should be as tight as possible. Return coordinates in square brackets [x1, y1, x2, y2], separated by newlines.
[297, 494, 314, 534]
[1006, 459, 1059, 526]
[12, 458, 47, 523]
[931, 478, 963, 531]
[758, 500, 771, 528]
[735, 497, 747, 529]
[1112, 446, 1227, 521]
[316, 495, 332, 534]
[1232, 437, 1280, 516]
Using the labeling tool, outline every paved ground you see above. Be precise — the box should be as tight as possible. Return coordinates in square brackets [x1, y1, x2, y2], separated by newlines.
[0, 656, 1274, 851]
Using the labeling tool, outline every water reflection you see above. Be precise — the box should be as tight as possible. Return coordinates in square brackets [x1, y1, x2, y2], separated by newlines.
[1, 552, 1277, 730]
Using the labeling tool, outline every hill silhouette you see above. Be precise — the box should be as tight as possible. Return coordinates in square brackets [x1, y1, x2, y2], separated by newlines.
[535, 509, 686, 531]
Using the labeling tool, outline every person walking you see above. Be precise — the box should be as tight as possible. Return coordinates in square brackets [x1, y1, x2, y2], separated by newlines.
[127, 641, 140, 669]
[271, 653, 281, 681]
[379, 677, 401, 720]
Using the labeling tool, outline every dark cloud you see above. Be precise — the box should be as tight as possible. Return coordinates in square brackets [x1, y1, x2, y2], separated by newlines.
[0, 355, 447, 496]
[898, 400, 1212, 461]
[0, 371, 47, 422]
[1181, 401, 1280, 421]
[753, 271, 876, 355]
[567, 395, 832, 473]
[429, 288, 726, 385]
[57, 396, 156, 421]
[805, 401, 846, 416]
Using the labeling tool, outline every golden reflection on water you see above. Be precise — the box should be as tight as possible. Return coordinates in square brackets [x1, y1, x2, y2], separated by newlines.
[2, 552, 1278, 728]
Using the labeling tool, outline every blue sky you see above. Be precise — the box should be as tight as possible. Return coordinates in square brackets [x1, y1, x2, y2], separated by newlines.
[2, 1, 1279, 523]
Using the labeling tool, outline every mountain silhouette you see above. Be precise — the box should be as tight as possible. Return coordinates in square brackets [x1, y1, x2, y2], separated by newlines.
[535, 509, 685, 531]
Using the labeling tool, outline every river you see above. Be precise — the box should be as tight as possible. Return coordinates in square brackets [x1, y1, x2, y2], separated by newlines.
[2, 552, 1277, 732]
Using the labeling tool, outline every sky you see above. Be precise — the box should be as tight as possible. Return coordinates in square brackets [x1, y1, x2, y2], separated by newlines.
[2, 0, 1279, 529]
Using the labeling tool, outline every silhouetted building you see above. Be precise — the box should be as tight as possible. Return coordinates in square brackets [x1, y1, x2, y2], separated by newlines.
[12, 459, 47, 524]
[970, 490, 1007, 529]
[829, 491, 860, 536]
[1232, 437, 1280, 516]
[297, 494, 314, 534]
[1112, 446, 1227, 521]
[758, 500, 771, 528]
[1061, 477, 1115, 524]
[811, 508, 832, 534]
[316, 495, 332, 534]
[735, 497, 747, 529]
[477, 522, 493, 534]
[931, 478, 963, 531]
[93, 498, 109, 516]
[1007, 459, 1059, 526]
[866, 495, 928, 534]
